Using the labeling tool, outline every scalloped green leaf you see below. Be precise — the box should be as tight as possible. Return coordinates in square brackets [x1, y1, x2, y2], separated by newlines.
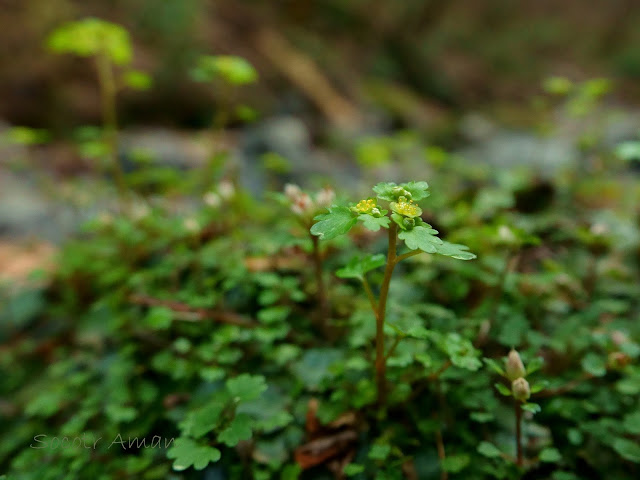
[522, 402, 541, 414]
[581, 353, 606, 377]
[477, 441, 502, 458]
[179, 395, 230, 438]
[226, 374, 267, 402]
[217, 413, 253, 446]
[191, 55, 258, 85]
[372, 182, 399, 201]
[484, 358, 505, 376]
[167, 438, 221, 471]
[398, 225, 443, 253]
[47, 18, 132, 65]
[539, 447, 561, 463]
[311, 206, 357, 240]
[358, 214, 390, 231]
[495, 383, 512, 396]
[434, 241, 476, 260]
[336, 253, 386, 280]
[613, 438, 640, 462]
[402, 181, 430, 200]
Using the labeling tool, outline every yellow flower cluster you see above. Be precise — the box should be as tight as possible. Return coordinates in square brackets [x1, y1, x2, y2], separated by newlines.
[392, 197, 422, 218]
[354, 198, 377, 214]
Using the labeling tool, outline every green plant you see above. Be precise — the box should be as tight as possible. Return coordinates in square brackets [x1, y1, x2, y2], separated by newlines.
[190, 54, 259, 133]
[311, 181, 476, 405]
[47, 18, 152, 194]
[486, 349, 545, 468]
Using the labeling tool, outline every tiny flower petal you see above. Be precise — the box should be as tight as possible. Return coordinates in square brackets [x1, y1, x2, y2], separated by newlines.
[218, 180, 235, 199]
[203, 192, 221, 208]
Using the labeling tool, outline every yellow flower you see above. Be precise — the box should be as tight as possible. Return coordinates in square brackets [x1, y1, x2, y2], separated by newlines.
[391, 197, 422, 218]
[354, 198, 378, 215]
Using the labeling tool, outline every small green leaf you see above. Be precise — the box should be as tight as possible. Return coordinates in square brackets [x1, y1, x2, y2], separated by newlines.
[613, 437, 640, 463]
[615, 141, 640, 162]
[144, 306, 173, 329]
[191, 55, 258, 85]
[552, 472, 580, 480]
[539, 447, 562, 463]
[398, 225, 443, 253]
[530, 381, 548, 394]
[495, 383, 512, 396]
[47, 18, 132, 65]
[402, 181, 430, 200]
[167, 438, 221, 471]
[344, 463, 365, 476]
[470, 412, 494, 423]
[4, 126, 50, 145]
[180, 397, 229, 438]
[434, 241, 476, 260]
[581, 353, 606, 377]
[218, 413, 253, 446]
[477, 441, 502, 458]
[336, 253, 386, 280]
[526, 356, 544, 375]
[444, 334, 481, 371]
[123, 70, 152, 90]
[226, 374, 267, 402]
[623, 411, 640, 435]
[543, 76, 573, 95]
[373, 182, 400, 201]
[311, 206, 357, 240]
[358, 214, 390, 231]
[441, 454, 470, 473]
[521, 402, 541, 414]
[484, 358, 505, 376]
[258, 306, 291, 324]
[368, 444, 391, 461]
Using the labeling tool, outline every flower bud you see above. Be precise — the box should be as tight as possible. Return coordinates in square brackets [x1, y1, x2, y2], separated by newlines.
[403, 218, 415, 229]
[203, 191, 221, 208]
[511, 377, 530, 402]
[218, 180, 235, 199]
[291, 193, 314, 215]
[284, 183, 302, 202]
[392, 186, 411, 199]
[506, 349, 526, 381]
[315, 187, 335, 207]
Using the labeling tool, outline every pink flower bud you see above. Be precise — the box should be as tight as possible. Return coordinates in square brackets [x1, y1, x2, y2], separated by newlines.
[512, 377, 530, 402]
[506, 349, 526, 381]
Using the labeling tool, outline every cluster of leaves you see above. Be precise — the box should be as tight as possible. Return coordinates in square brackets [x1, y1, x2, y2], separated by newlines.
[2, 146, 639, 479]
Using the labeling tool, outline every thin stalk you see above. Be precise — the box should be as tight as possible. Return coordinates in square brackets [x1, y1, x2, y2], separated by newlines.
[478, 251, 518, 347]
[95, 52, 127, 195]
[375, 222, 398, 406]
[384, 335, 403, 361]
[515, 401, 523, 467]
[361, 277, 379, 316]
[435, 427, 448, 480]
[395, 249, 422, 264]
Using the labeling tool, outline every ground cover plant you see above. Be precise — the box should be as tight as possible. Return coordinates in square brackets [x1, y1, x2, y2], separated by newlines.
[1, 17, 640, 480]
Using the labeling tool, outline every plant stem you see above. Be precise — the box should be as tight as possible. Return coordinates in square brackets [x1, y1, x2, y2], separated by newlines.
[361, 277, 378, 315]
[95, 52, 127, 196]
[375, 222, 398, 406]
[395, 249, 422, 264]
[515, 401, 523, 467]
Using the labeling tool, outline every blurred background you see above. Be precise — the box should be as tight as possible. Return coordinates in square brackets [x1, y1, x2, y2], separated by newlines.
[2, 0, 640, 278]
